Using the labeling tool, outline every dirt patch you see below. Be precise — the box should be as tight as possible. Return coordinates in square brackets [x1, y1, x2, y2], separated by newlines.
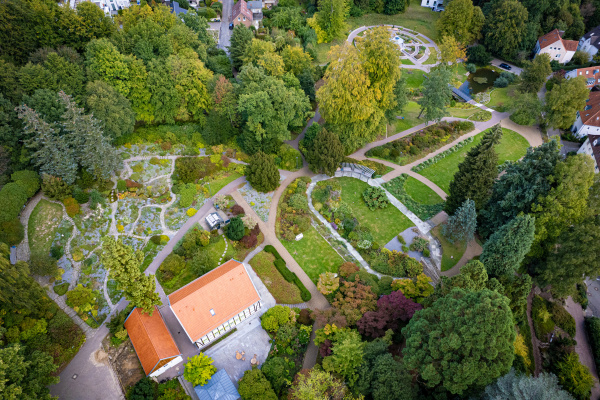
[102, 335, 145, 391]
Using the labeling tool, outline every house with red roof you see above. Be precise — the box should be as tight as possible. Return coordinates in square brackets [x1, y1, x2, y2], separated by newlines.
[124, 306, 182, 377]
[168, 259, 262, 348]
[231, 0, 254, 28]
[577, 134, 600, 173]
[534, 29, 578, 64]
[565, 66, 600, 89]
[571, 91, 600, 138]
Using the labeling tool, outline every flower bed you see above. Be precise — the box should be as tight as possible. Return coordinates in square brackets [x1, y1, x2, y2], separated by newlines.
[411, 136, 474, 172]
[277, 177, 313, 242]
[365, 121, 475, 165]
[239, 182, 275, 222]
[133, 207, 162, 236]
[128, 158, 172, 182]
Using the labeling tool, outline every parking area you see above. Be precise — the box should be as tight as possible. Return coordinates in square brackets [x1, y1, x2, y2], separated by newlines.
[586, 279, 600, 317]
[491, 58, 523, 75]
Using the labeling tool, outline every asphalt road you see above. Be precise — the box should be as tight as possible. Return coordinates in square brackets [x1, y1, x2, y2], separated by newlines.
[586, 278, 600, 317]
[218, 0, 233, 53]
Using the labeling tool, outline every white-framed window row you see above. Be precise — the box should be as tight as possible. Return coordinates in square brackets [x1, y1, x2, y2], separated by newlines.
[195, 301, 262, 348]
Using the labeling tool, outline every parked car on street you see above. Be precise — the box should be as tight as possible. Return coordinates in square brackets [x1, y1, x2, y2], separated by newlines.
[499, 63, 512, 70]
[229, 23, 234, 30]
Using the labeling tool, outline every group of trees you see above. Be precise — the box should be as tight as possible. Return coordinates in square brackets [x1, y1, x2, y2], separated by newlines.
[438, 0, 594, 62]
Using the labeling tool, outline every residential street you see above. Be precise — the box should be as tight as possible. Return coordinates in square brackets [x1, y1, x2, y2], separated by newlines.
[218, 0, 233, 52]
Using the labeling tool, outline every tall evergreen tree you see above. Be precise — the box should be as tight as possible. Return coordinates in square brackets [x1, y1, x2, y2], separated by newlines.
[418, 65, 452, 123]
[480, 215, 535, 277]
[445, 124, 502, 214]
[306, 129, 345, 176]
[483, 369, 575, 400]
[228, 24, 253, 70]
[443, 199, 476, 243]
[246, 151, 280, 193]
[479, 140, 561, 238]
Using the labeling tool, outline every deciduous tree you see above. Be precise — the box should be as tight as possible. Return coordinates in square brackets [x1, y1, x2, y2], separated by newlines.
[436, 0, 484, 44]
[439, 36, 467, 64]
[519, 54, 552, 94]
[403, 288, 515, 395]
[184, 353, 216, 386]
[322, 329, 364, 386]
[315, 0, 349, 42]
[0, 183, 27, 223]
[85, 80, 135, 140]
[483, 0, 529, 59]
[238, 368, 278, 400]
[288, 369, 350, 400]
[418, 65, 452, 123]
[545, 75, 589, 130]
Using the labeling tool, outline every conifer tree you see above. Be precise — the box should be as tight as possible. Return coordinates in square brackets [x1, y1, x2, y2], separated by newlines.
[307, 129, 345, 176]
[246, 151, 280, 193]
[443, 199, 476, 243]
[445, 124, 502, 214]
[480, 215, 535, 277]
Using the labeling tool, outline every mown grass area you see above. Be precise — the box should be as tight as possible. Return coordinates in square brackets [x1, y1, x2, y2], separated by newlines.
[447, 107, 478, 119]
[347, 5, 441, 41]
[424, 48, 439, 64]
[314, 40, 342, 65]
[401, 58, 415, 65]
[432, 225, 466, 271]
[206, 171, 242, 196]
[487, 85, 518, 112]
[404, 176, 444, 205]
[404, 70, 427, 89]
[249, 251, 303, 303]
[28, 200, 63, 259]
[336, 177, 414, 245]
[281, 225, 344, 284]
[418, 128, 530, 193]
[391, 101, 422, 133]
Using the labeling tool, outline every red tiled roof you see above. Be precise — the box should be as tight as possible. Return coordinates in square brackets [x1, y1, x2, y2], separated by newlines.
[124, 307, 181, 376]
[572, 66, 600, 87]
[168, 260, 261, 342]
[538, 29, 578, 52]
[586, 134, 600, 167]
[579, 91, 600, 128]
[231, 0, 253, 23]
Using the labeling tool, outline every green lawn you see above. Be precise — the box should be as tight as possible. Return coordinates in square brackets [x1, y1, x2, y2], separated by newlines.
[432, 225, 466, 271]
[336, 177, 414, 244]
[391, 101, 422, 132]
[418, 128, 530, 193]
[447, 107, 478, 119]
[347, 5, 441, 41]
[404, 70, 426, 89]
[281, 225, 344, 284]
[424, 48, 439, 65]
[487, 85, 518, 112]
[314, 40, 342, 65]
[249, 251, 303, 304]
[28, 200, 63, 259]
[404, 176, 444, 205]
[401, 58, 415, 65]
[206, 171, 242, 196]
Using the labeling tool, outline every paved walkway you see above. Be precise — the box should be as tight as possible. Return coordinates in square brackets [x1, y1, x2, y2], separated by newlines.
[564, 296, 600, 399]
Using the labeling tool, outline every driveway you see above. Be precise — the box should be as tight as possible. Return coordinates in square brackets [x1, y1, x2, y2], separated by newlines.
[491, 58, 523, 75]
[218, 0, 233, 52]
[585, 278, 600, 318]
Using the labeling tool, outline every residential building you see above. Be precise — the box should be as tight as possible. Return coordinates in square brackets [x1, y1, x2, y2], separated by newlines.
[230, 0, 253, 28]
[71, 0, 130, 15]
[578, 25, 600, 61]
[577, 134, 600, 173]
[571, 91, 600, 137]
[263, 0, 277, 9]
[124, 306, 182, 378]
[194, 369, 240, 400]
[170, 1, 188, 15]
[420, 0, 441, 7]
[248, 0, 263, 26]
[168, 259, 262, 348]
[565, 66, 600, 89]
[533, 29, 578, 64]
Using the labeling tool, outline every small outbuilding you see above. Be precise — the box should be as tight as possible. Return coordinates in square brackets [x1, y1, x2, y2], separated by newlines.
[194, 369, 240, 400]
[124, 306, 182, 377]
[206, 212, 225, 230]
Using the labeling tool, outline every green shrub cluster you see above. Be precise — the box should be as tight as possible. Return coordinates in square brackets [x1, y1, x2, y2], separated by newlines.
[265, 245, 311, 302]
[575, 283, 589, 309]
[366, 121, 475, 165]
[531, 296, 555, 340]
[469, 110, 492, 122]
[383, 174, 445, 220]
[548, 302, 576, 337]
[277, 178, 312, 242]
[53, 282, 69, 296]
[411, 136, 475, 172]
[362, 187, 389, 211]
[276, 144, 302, 171]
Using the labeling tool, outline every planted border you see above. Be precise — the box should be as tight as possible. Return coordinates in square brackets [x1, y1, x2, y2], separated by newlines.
[264, 245, 312, 302]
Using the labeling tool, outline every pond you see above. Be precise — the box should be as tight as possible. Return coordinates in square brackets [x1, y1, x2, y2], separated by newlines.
[460, 68, 500, 95]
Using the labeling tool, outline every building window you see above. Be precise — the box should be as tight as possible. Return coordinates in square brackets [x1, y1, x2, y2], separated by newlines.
[238, 17, 240, 21]
[243, 16, 246, 20]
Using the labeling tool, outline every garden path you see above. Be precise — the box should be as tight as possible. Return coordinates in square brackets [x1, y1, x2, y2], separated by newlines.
[564, 296, 600, 399]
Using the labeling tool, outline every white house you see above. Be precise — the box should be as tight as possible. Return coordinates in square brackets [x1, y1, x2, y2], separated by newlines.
[577, 134, 600, 173]
[533, 29, 578, 64]
[578, 26, 600, 62]
[70, 0, 130, 15]
[572, 91, 600, 137]
[421, 0, 441, 7]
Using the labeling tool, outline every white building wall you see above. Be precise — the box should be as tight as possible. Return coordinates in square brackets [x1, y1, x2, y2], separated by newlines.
[577, 138, 599, 172]
[579, 38, 599, 61]
[194, 300, 262, 348]
[535, 40, 575, 64]
[421, 0, 440, 7]
[149, 356, 183, 378]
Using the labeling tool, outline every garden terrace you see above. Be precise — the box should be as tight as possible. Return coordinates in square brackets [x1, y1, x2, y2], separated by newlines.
[417, 128, 530, 193]
[383, 174, 445, 221]
[311, 177, 421, 278]
[366, 121, 475, 166]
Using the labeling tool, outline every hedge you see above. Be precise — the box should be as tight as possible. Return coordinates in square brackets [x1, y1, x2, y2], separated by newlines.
[267, 246, 311, 302]
[585, 316, 600, 373]
[549, 302, 576, 337]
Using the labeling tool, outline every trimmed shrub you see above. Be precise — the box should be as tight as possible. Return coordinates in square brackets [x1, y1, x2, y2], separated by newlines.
[53, 282, 69, 296]
[264, 245, 282, 260]
[187, 208, 197, 217]
[63, 197, 80, 217]
[225, 217, 245, 241]
[549, 302, 576, 337]
[117, 180, 126, 192]
[586, 316, 600, 373]
[0, 218, 25, 245]
[73, 187, 89, 204]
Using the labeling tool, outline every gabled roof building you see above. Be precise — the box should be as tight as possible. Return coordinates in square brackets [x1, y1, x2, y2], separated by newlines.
[577, 134, 600, 173]
[194, 369, 240, 400]
[565, 66, 600, 89]
[534, 29, 578, 64]
[571, 91, 600, 138]
[168, 259, 262, 348]
[578, 25, 600, 62]
[124, 306, 182, 377]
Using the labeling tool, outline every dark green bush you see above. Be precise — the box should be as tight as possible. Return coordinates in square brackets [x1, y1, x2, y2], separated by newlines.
[274, 258, 295, 282]
[585, 316, 600, 373]
[264, 245, 282, 260]
[531, 296, 555, 340]
[53, 282, 69, 296]
[272, 256, 311, 302]
[73, 187, 89, 204]
[549, 302, 576, 337]
[576, 283, 589, 309]
[226, 217, 245, 241]
[117, 180, 126, 192]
